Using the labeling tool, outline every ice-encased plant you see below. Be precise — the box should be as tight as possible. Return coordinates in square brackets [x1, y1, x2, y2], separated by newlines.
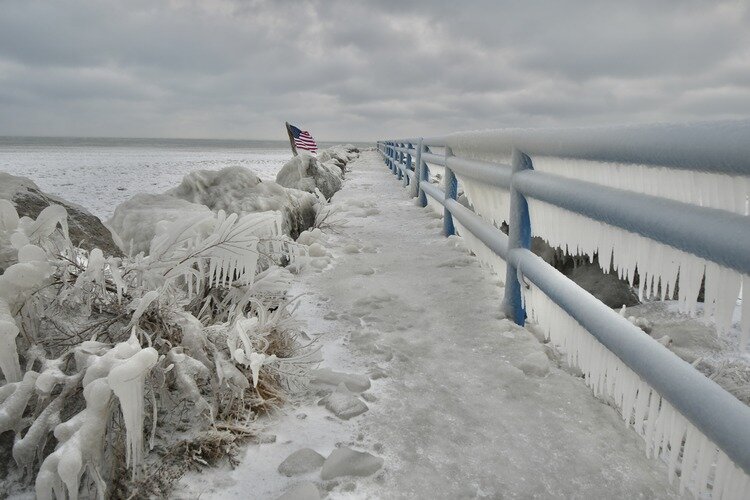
[0, 202, 312, 499]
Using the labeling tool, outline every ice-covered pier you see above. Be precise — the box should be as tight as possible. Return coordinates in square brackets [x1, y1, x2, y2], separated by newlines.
[182, 125, 750, 498]
[375, 122, 750, 498]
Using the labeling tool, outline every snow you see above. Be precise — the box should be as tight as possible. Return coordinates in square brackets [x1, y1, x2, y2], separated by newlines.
[175, 151, 689, 499]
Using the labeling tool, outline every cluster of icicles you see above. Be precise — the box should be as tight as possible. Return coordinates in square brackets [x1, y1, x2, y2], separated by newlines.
[455, 174, 510, 227]
[522, 283, 750, 499]
[527, 198, 750, 346]
[533, 157, 750, 216]
[453, 220, 507, 281]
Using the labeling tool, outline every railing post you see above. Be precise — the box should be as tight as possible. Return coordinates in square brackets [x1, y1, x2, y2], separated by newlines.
[412, 138, 423, 199]
[404, 143, 412, 187]
[504, 148, 533, 325]
[443, 146, 458, 236]
[389, 143, 395, 173]
[418, 145, 430, 207]
[396, 143, 403, 180]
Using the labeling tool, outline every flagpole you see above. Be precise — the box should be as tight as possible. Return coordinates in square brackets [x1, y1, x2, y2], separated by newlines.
[285, 122, 298, 156]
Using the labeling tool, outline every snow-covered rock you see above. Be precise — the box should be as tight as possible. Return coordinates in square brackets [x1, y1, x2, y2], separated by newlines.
[320, 447, 383, 480]
[310, 368, 370, 393]
[316, 145, 359, 171]
[321, 383, 369, 420]
[276, 153, 342, 200]
[109, 193, 211, 255]
[168, 166, 317, 239]
[276, 481, 321, 500]
[0, 172, 122, 263]
[278, 448, 325, 476]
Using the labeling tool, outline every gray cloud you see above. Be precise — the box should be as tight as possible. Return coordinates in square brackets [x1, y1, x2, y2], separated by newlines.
[0, 0, 748, 141]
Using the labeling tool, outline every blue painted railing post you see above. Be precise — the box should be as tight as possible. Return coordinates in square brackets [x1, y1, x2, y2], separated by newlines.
[412, 138, 423, 199]
[443, 146, 458, 236]
[388, 143, 394, 173]
[418, 145, 430, 207]
[404, 143, 412, 187]
[504, 148, 533, 325]
[396, 151, 403, 180]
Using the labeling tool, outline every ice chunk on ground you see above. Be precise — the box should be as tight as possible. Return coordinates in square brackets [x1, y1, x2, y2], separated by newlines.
[517, 351, 550, 377]
[310, 368, 370, 392]
[322, 383, 368, 420]
[320, 447, 383, 480]
[276, 152, 342, 200]
[278, 448, 326, 476]
[276, 481, 321, 500]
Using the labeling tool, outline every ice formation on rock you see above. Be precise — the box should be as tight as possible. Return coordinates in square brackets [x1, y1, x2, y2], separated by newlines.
[522, 282, 750, 498]
[527, 199, 749, 347]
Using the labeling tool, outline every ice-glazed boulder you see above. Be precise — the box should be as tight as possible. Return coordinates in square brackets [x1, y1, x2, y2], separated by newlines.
[168, 166, 317, 239]
[276, 152, 342, 200]
[0, 172, 122, 262]
[109, 193, 211, 255]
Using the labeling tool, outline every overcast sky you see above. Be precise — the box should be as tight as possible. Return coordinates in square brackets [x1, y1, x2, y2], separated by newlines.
[1, 0, 749, 141]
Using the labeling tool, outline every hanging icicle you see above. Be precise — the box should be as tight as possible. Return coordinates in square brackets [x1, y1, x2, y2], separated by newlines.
[522, 282, 750, 499]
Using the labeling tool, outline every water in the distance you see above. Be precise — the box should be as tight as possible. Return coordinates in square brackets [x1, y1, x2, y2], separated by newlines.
[0, 137, 366, 220]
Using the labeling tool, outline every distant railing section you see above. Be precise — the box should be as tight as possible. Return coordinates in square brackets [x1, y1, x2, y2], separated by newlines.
[376, 121, 750, 499]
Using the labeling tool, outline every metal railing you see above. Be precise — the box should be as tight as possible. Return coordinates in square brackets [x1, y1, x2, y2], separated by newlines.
[376, 120, 750, 495]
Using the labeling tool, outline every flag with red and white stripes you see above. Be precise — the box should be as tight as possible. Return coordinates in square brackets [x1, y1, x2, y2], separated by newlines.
[287, 123, 318, 153]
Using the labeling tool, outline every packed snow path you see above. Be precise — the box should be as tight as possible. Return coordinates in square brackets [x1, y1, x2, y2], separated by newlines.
[177, 151, 680, 499]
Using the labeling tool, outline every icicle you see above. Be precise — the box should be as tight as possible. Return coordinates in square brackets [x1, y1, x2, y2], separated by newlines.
[453, 220, 507, 280]
[532, 156, 750, 216]
[521, 282, 750, 498]
[527, 198, 748, 346]
[35, 378, 112, 500]
[0, 371, 39, 433]
[0, 298, 22, 383]
[106, 344, 158, 474]
[456, 174, 510, 226]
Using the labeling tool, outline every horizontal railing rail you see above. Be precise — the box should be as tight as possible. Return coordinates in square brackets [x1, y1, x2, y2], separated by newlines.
[376, 120, 750, 498]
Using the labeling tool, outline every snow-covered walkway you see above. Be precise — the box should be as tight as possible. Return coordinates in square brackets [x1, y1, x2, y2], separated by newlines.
[176, 151, 681, 499]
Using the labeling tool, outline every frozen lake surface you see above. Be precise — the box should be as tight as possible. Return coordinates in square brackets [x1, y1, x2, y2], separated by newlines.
[0, 137, 357, 220]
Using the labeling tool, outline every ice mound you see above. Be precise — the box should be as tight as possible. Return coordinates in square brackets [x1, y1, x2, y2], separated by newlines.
[110, 167, 318, 254]
[109, 193, 211, 255]
[276, 152, 342, 200]
[168, 166, 317, 239]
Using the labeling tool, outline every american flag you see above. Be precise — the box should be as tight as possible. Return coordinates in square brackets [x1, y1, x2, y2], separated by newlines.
[288, 123, 318, 153]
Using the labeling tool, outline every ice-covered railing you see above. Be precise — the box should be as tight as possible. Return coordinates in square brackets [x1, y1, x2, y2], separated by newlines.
[376, 120, 750, 499]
